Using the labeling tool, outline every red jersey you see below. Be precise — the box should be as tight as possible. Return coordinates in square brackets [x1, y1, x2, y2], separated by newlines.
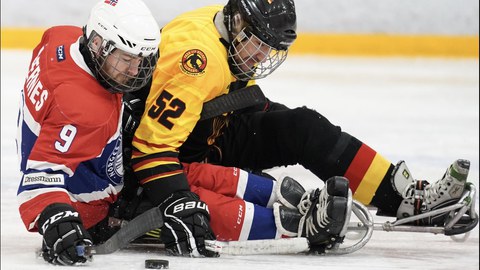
[16, 26, 124, 231]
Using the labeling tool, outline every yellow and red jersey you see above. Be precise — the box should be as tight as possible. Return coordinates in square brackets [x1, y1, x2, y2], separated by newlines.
[132, 6, 238, 198]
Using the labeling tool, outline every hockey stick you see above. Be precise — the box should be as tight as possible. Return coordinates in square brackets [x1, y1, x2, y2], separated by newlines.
[36, 207, 164, 260]
[200, 85, 266, 120]
[84, 207, 163, 255]
[205, 238, 309, 255]
[130, 238, 311, 255]
[204, 200, 373, 256]
[82, 183, 478, 257]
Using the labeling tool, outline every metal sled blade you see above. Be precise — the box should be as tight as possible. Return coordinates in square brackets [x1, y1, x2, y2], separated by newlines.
[375, 183, 478, 236]
[325, 199, 374, 255]
[85, 185, 477, 257]
[337, 183, 478, 248]
[328, 183, 478, 254]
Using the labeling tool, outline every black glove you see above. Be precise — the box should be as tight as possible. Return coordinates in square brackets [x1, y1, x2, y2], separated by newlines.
[159, 191, 218, 257]
[38, 203, 93, 265]
[122, 93, 145, 172]
[123, 93, 144, 141]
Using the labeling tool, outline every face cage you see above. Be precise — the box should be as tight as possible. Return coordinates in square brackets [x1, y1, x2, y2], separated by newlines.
[89, 40, 158, 93]
[228, 29, 288, 81]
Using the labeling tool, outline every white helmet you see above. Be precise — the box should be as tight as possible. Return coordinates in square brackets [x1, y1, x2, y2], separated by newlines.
[83, 0, 160, 93]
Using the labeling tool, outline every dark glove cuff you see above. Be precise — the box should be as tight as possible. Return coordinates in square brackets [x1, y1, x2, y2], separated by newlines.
[159, 189, 197, 204]
[38, 203, 82, 235]
[143, 173, 190, 205]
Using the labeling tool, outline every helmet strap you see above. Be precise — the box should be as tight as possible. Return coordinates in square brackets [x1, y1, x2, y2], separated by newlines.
[215, 10, 230, 44]
[79, 31, 98, 77]
[79, 30, 118, 93]
[222, 3, 235, 43]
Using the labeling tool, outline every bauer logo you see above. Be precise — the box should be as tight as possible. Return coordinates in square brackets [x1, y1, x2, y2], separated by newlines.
[23, 172, 65, 186]
[172, 201, 208, 214]
[56, 45, 66, 62]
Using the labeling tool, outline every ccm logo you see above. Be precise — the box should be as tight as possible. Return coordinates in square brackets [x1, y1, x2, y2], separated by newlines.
[141, 46, 156, 52]
[41, 210, 78, 232]
[173, 201, 208, 213]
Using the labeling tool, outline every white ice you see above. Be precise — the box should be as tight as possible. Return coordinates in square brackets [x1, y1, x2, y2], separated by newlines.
[1, 50, 479, 270]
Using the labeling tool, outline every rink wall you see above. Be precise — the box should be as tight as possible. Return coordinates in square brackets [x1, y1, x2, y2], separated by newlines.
[1, 0, 478, 57]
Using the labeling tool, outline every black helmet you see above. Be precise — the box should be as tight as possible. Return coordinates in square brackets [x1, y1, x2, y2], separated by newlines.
[225, 0, 297, 50]
[223, 0, 297, 81]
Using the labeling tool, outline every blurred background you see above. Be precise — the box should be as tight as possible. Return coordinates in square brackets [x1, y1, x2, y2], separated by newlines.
[1, 0, 479, 57]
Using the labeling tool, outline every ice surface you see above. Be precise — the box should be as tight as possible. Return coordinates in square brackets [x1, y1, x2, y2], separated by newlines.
[1, 50, 478, 269]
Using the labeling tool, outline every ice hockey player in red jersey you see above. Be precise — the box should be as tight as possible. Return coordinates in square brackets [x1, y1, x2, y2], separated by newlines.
[16, 0, 160, 265]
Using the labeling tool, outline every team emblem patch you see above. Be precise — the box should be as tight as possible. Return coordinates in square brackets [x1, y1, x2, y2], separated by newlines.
[180, 49, 207, 76]
[106, 136, 123, 184]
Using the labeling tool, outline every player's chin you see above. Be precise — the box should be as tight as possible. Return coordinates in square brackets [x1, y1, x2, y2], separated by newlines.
[113, 76, 131, 86]
[238, 63, 255, 73]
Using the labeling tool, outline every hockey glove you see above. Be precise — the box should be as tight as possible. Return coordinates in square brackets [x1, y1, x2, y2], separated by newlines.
[159, 191, 218, 257]
[123, 93, 144, 141]
[38, 203, 93, 265]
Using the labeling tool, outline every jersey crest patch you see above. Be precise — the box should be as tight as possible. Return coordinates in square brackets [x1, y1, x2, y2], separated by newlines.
[180, 49, 207, 76]
[106, 136, 124, 183]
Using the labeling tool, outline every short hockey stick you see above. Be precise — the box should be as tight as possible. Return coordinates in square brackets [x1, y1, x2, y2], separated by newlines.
[200, 85, 266, 120]
[84, 206, 163, 255]
[36, 207, 164, 260]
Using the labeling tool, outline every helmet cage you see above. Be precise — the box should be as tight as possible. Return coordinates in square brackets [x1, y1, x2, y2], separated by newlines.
[86, 31, 158, 93]
[235, 0, 297, 50]
[228, 27, 288, 81]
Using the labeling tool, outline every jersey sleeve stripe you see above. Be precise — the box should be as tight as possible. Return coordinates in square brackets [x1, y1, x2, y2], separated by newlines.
[132, 157, 180, 171]
[139, 170, 185, 185]
[131, 150, 179, 163]
[133, 136, 171, 149]
[26, 160, 74, 176]
[135, 162, 183, 179]
[18, 189, 71, 231]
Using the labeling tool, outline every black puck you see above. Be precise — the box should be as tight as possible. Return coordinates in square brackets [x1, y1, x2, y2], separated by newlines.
[145, 259, 169, 269]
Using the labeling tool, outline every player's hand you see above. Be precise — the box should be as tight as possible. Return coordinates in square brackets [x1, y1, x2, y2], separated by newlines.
[38, 203, 93, 265]
[122, 93, 144, 139]
[159, 191, 219, 257]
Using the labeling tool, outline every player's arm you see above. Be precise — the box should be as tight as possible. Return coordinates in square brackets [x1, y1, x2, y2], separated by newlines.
[18, 128, 95, 265]
[18, 103, 117, 264]
[228, 82, 289, 113]
[131, 80, 218, 257]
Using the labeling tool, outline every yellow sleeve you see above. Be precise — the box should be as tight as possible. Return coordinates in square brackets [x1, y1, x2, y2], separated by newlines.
[131, 5, 233, 185]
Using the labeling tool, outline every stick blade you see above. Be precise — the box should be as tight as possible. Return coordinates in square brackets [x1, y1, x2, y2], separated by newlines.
[205, 238, 309, 255]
